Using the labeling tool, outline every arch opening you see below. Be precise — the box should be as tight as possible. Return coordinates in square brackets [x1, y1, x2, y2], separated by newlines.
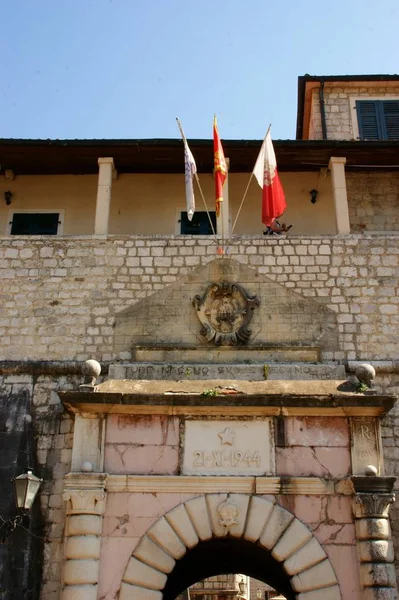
[163, 538, 295, 600]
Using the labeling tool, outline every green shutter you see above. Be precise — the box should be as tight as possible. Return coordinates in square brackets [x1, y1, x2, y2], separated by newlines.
[382, 100, 399, 140]
[356, 101, 381, 140]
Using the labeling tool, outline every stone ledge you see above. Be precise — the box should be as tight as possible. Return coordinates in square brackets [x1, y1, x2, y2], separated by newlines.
[63, 474, 353, 495]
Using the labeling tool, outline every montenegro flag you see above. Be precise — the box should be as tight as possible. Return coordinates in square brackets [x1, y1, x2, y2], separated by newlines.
[213, 115, 227, 218]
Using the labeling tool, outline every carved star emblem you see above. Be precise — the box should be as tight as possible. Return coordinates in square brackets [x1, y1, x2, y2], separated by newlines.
[218, 427, 235, 446]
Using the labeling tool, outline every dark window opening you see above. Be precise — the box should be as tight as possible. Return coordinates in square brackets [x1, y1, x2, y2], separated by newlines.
[10, 213, 60, 235]
[356, 100, 399, 140]
[180, 211, 216, 235]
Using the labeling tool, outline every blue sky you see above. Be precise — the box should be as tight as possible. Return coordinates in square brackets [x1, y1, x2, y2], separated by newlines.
[1, 0, 398, 140]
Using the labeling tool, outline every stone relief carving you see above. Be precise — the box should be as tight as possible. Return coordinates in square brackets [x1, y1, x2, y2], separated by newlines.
[353, 493, 395, 519]
[63, 489, 107, 515]
[217, 499, 239, 529]
[193, 282, 260, 346]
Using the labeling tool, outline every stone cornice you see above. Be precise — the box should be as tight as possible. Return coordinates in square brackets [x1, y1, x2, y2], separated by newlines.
[64, 473, 353, 496]
[60, 390, 396, 417]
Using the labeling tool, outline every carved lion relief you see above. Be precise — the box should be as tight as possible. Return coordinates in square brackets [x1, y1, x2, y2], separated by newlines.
[193, 282, 260, 346]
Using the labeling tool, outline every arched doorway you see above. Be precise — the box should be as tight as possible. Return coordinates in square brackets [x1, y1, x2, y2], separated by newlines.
[118, 494, 341, 600]
[163, 537, 295, 600]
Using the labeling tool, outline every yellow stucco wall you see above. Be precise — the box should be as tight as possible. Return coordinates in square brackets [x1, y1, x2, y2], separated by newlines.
[0, 171, 336, 236]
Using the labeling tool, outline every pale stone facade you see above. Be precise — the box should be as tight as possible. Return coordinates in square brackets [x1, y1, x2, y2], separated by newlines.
[1, 73, 399, 600]
[307, 81, 399, 140]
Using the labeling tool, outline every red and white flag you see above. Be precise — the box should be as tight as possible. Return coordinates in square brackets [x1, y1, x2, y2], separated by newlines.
[253, 129, 286, 227]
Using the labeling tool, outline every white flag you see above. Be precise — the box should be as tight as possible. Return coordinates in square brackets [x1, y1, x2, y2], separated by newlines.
[183, 139, 197, 221]
[177, 119, 197, 221]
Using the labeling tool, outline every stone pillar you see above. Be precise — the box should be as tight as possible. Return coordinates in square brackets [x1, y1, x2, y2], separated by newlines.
[217, 157, 230, 238]
[62, 474, 107, 600]
[352, 476, 397, 599]
[328, 156, 350, 234]
[94, 157, 114, 235]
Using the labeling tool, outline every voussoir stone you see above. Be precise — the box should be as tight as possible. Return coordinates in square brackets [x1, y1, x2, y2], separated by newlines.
[119, 582, 163, 600]
[259, 503, 295, 550]
[165, 504, 199, 548]
[244, 496, 275, 542]
[292, 559, 338, 592]
[272, 518, 313, 561]
[133, 536, 176, 574]
[185, 496, 213, 541]
[284, 537, 327, 576]
[297, 585, 342, 600]
[123, 557, 167, 590]
[147, 517, 186, 559]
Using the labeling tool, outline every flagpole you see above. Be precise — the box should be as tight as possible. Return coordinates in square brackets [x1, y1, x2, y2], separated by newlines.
[231, 124, 271, 234]
[176, 118, 217, 239]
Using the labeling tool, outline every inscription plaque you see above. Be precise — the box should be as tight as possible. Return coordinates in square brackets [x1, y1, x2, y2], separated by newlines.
[183, 420, 273, 475]
[351, 417, 383, 475]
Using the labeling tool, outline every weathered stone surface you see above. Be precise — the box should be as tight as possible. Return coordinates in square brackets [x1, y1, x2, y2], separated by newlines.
[183, 420, 273, 475]
[184, 496, 213, 541]
[272, 519, 313, 561]
[244, 496, 275, 542]
[360, 562, 397, 587]
[355, 518, 391, 540]
[123, 557, 167, 590]
[63, 559, 99, 585]
[133, 536, 175, 574]
[358, 540, 394, 563]
[109, 362, 346, 381]
[291, 559, 338, 592]
[284, 537, 327, 576]
[297, 586, 341, 600]
[65, 536, 101, 559]
[61, 585, 98, 600]
[119, 583, 163, 600]
[259, 504, 294, 550]
[165, 504, 199, 548]
[147, 517, 186, 559]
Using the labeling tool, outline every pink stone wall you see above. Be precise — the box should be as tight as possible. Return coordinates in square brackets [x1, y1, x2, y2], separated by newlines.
[276, 417, 351, 478]
[104, 414, 179, 474]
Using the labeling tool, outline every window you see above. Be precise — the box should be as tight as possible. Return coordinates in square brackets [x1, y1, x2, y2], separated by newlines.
[8, 211, 63, 235]
[180, 211, 216, 235]
[356, 100, 399, 140]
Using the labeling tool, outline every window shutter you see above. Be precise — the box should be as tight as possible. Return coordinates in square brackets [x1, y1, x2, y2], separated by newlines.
[382, 100, 399, 140]
[356, 101, 381, 140]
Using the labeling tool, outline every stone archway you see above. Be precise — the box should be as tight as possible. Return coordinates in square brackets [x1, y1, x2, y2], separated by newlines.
[118, 494, 341, 600]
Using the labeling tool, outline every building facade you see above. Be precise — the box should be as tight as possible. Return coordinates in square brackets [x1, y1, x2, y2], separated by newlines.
[0, 74, 399, 600]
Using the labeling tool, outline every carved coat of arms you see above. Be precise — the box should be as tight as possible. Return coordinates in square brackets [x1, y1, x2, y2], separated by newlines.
[193, 282, 259, 346]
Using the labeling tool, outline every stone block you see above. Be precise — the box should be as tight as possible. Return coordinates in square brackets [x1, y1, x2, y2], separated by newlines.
[124, 556, 167, 589]
[285, 417, 349, 447]
[362, 589, 398, 600]
[244, 496, 274, 542]
[358, 540, 394, 563]
[272, 518, 313, 561]
[297, 586, 341, 600]
[360, 562, 397, 587]
[61, 585, 98, 600]
[147, 517, 186, 559]
[165, 504, 199, 548]
[63, 559, 99, 585]
[134, 536, 175, 574]
[355, 518, 391, 540]
[68, 515, 102, 536]
[185, 496, 213, 541]
[292, 559, 338, 592]
[206, 494, 228, 537]
[259, 503, 294, 550]
[284, 537, 326, 576]
[119, 583, 163, 600]
[65, 535, 101, 559]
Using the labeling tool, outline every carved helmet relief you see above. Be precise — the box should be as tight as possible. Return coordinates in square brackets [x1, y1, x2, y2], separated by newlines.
[193, 282, 260, 346]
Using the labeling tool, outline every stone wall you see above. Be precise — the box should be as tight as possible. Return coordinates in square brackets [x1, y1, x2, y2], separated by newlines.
[1, 233, 399, 596]
[308, 84, 399, 140]
[347, 172, 399, 232]
[0, 234, 399, 363]
[0, 370, 77, 600]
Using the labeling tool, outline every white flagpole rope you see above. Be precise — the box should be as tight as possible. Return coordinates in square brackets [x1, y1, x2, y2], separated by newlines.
[231, 124, 271, 235]
[176, 118, 217, 240]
